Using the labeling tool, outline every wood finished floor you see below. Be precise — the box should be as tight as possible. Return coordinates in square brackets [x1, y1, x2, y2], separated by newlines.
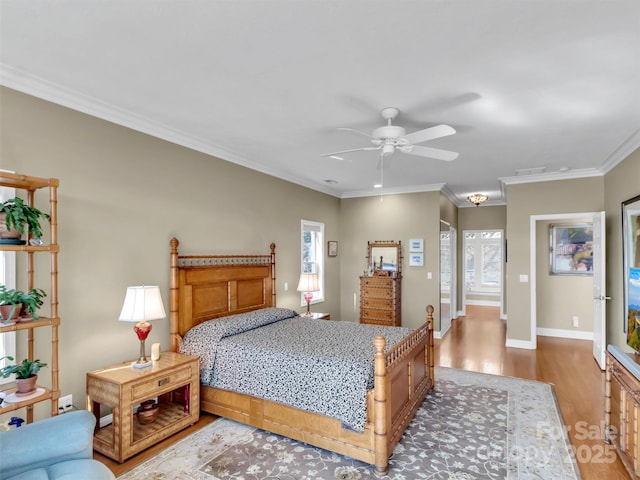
[97, 305, 630, 479]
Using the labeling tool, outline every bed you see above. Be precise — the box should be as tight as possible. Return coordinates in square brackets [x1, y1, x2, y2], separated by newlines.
[169, 237, 434, 475]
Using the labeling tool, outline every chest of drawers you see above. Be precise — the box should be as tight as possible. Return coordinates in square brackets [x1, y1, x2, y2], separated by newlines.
[359, 275, 401, 326]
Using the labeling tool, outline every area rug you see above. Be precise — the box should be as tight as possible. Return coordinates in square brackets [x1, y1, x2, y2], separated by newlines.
[118, 367, 581, 479]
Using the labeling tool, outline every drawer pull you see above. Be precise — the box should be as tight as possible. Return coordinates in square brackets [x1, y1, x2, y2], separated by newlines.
[158, 377, 170, 387]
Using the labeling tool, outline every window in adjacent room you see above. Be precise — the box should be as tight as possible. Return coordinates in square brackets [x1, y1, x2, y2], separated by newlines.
[464, 230, 503, 306]
[301, 220, 325, 305]
[0, 183, 16, 384]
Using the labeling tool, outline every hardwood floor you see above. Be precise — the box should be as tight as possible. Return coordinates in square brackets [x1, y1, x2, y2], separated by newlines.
[97, 305, 630, 478]
[437, 304, 629, 479]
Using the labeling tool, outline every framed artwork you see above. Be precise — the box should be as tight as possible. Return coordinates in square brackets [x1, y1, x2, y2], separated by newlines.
[409, 253, 424, 267]
[409, 239, 424, 253]
[623, 194, 640, 340]
[327, 241, 338, 257]
[549, 223, 593, 275]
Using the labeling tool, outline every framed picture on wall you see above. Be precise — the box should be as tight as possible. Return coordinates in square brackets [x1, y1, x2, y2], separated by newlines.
[549, 223, 593, 275]
[327, 241, 338, 257]
[623, 194, 640, 338]
[409, 239, 424, 252]
[409, 253, 424, 267]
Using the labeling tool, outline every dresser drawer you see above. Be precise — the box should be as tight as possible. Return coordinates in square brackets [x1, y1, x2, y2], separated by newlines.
[361, 277, 395, 288]
[361, 287, 394, 300]
[131, 365, 193, 401]
[362, 297, 394, 310]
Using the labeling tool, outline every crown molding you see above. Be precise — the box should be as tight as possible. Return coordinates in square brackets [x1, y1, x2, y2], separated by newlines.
[499, 168, 603, 186]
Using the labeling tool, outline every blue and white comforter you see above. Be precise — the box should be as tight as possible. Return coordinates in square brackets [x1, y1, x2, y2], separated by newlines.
[179, 307, 412, 432]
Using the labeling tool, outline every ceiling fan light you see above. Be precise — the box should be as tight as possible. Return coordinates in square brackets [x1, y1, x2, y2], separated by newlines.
[382, 144, 395, 155]
[467, 193, 488, 206]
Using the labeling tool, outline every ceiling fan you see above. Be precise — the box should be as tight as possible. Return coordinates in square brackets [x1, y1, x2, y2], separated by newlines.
[321, 107, 459, 161]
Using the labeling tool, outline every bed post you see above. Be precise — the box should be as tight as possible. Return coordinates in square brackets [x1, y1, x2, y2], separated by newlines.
[373, 335, 389, 475]
[270, 243, 276, 307]
[170, 237, 180, 352]
[426, 305, 435, 385]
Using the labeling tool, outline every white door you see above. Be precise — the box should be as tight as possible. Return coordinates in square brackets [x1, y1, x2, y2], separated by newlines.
[592, 211, 607, 369]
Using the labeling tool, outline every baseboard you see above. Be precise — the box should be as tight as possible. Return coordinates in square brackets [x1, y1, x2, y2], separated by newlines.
[505, 338, 536, 349]
[100, 413, 113, 428]
[537, 328, 593, 340]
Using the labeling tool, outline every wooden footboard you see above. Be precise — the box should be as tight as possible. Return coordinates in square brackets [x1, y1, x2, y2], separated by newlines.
[169, 238, 435, 475]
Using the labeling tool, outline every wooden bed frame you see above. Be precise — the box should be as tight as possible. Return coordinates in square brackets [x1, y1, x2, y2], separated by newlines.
[169, 237, 434, 475]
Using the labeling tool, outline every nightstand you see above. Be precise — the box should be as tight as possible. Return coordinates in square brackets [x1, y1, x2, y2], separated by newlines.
[86, 351, 200, 463]
[308, 312, 331, 320]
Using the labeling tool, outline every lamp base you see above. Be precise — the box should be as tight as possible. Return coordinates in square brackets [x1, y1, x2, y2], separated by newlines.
[131, 360, 153, 369]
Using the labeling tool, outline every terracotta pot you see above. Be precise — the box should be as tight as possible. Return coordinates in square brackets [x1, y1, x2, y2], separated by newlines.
[0, 303, 22, 322]
[0, 213, 22, 240]
[15, 375, 37, 395]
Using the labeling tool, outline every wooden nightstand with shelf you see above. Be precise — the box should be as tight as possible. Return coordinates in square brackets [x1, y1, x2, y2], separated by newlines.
[86, 351, 200, 463]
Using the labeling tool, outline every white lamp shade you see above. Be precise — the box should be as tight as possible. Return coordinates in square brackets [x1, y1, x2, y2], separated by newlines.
[296, 273, 319, 292]
[118, 285, 166, 322]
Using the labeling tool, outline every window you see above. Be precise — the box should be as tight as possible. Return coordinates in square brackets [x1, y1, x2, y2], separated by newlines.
[464, 230, 502, 293]
[1, 184, 16, 384]
[301, 220, 324, 305]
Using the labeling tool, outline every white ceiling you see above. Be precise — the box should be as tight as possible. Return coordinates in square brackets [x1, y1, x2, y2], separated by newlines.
[1, 0, 639, 206]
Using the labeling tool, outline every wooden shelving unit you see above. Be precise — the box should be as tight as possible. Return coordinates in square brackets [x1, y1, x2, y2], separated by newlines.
[0, 171, 60, 422]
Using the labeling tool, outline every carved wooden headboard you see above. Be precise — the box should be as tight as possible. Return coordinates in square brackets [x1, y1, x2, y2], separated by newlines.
[169, 237, 276, 352]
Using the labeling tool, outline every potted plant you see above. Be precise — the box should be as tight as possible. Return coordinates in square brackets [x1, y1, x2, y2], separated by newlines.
[0, 286, 47, 321]
[0, 356, 47, 394]
[0, 285, 24, 322]
[0, 197, 50, 241]
[19, 288, 47, 320]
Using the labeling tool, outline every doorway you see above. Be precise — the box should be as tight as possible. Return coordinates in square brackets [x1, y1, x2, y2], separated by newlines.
[529, 212, 606, 369]
[440, 225, 457, 336]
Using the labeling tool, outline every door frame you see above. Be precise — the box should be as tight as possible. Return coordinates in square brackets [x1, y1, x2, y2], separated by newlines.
[529, 212, 602, 350]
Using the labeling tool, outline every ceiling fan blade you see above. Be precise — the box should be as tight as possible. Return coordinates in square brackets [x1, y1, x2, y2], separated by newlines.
[320, 146, 380, 157]
[400, 124, 456, 145]
[337, 127, 374, 139]
[403, 145, 459, 161]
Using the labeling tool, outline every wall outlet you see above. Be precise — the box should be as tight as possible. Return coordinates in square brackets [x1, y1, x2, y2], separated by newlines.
[572, 316, 579, 328]
[58, 394, 73, 413]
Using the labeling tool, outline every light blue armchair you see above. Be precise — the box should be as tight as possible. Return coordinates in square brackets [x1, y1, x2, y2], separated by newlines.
[0, 410, 115, 480]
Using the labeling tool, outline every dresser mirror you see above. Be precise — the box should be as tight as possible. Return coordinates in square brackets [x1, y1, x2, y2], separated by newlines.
[367, 240, 402, 276]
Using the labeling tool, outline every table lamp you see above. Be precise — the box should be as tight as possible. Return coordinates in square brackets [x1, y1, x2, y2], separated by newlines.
[297, 272, 319, 317]
[118, 285, 166, 368]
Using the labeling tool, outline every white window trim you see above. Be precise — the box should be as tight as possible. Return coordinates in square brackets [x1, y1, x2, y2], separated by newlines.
[1, 184, 16, 385]
[300, 219, 325, 306]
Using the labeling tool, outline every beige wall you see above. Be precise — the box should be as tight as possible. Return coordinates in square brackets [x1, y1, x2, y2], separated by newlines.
[535, 219, 593, 332]
[0, 87, 341, 417]
[505, 177, 605, 343]
[604, 148, 640, 351]
[339, 192, 441, 329]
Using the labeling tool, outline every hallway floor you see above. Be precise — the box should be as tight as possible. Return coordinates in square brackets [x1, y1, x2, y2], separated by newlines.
[435, 305, 629, 479]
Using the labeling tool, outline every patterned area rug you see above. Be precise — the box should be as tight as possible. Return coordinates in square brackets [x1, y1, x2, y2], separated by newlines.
[118, 367, 581, 479]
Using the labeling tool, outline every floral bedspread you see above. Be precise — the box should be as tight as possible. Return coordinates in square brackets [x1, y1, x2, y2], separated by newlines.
[179, 307, 412, 432]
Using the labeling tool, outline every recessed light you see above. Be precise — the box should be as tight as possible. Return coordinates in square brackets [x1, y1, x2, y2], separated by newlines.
[324, 179, 338, 184]
[374, 184, 382, 189]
